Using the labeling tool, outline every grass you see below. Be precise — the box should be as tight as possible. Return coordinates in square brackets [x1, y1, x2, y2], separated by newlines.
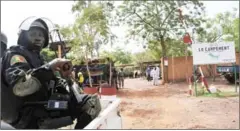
[193, 84, 239, 98]
[202, 92, 239, 98]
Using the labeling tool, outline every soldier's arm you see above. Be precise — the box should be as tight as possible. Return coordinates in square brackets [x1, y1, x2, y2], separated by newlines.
[3, 54, 55, 97]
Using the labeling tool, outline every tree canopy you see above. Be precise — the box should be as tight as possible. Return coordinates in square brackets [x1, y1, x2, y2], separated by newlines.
[46, 1, 239, 66]
[100, 48, 133, 65]
[115, 1, 206, 57]
[197, 10, 239, 51]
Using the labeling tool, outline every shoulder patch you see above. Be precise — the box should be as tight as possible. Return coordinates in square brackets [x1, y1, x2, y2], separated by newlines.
[10, 55, 27, 66]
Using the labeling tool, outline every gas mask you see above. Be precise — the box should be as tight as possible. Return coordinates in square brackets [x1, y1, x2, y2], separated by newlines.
[26, 27, 46, 50]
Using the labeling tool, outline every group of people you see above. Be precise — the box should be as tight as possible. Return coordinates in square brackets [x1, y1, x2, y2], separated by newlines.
[146, 66, 161, 86]
[108, 67, 125, 89]
[1, 17, 101, 129]
[71, 65, 125, 90]
[109, 68, 125, 89]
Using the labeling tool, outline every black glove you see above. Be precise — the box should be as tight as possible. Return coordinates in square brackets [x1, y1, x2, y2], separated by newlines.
[77, 94, 102, 119]
[31, 66, 56, 83]
[44, 58, 73, 78]
[55, 78, 70, 94]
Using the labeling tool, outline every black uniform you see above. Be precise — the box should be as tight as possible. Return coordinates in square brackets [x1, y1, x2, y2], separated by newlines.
[1, 32, 8, 57]
[2, 46, 94, 129]
[1, 17, 99, 129]
[1, 32, 16, 130]
[1, 46, 52, 127]
[1, 17, 55, 128]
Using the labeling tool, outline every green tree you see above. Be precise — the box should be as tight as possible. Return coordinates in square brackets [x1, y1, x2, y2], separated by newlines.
[147, 38, 188, 58]
[116, 1, 205, 57]
[196, 10, 239, 81]
[100, 48, 132, 65]
[116, 0, 205, 83]
[41, 48, 56, 62]
[223, 17, 239, 50]
[71, 1, 117, 57]
[65, 1, 114, 87]
[131, 49, 158, 64]
[197, 10, 239, 48]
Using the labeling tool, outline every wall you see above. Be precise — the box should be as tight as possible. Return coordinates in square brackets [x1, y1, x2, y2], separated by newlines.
[166, 53, 240, 82]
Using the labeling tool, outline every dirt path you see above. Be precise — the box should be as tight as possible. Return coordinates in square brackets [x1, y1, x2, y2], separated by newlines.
[118, 78, 239, 129]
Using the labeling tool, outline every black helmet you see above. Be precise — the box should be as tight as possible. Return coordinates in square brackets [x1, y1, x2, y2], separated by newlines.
[1, 31, 8, 57]
[17, 16, 50, 50]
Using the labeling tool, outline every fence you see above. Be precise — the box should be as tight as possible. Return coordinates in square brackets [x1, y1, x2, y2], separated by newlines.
[165, 53, 240, 82]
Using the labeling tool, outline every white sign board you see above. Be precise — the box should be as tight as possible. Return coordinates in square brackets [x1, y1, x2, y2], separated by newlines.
[164, 60, 168, 66]
[192, 42, 236, 65]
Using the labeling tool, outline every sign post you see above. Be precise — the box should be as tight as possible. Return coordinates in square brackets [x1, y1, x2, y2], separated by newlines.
[234, 63, 237, 92]
[193, 65, 198, 96]
[192, 42, 236, 94]
[192, 42, 236, 65]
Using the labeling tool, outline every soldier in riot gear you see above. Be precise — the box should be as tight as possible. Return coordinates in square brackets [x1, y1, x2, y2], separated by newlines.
[1, 31, 16, 130]
[1, 31, 8, 57]
[1, 17, 101, 129]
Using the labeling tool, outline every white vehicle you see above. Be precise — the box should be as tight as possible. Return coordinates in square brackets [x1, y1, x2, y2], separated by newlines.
[2, 97, 123, 130]
[62, 83, 122, 129]
[61, 98, 122, 129]
[1, 81, 122, 130]
[84, 98, 122, 129]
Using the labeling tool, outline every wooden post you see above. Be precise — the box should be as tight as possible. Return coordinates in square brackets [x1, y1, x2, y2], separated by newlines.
[58, 45, 62, 58]
[185, 47, 188, 82]
[199, 66, 210, 93]
[234, 63, 237, 92]
[109, 61, 112, 86]
[162, 57, 168, 84]
[198, 66, 204, 77]
[193, 65, 198, 96]
[172, 55, 175, 83]
[161, 57, 164, 85]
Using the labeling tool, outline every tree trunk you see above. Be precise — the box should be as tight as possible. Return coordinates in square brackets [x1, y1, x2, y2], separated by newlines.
[207, 65, 216, 82]
[85, 50, 92, 87]
[160, 35, 168, 84]
[212, 64, 216, 82]
[109, 60, 112, 86]
[90, 49, 94, 58]
[96, 48, 100, 57]
[213, 70, 216, 82]
[185, 46, 189, 82]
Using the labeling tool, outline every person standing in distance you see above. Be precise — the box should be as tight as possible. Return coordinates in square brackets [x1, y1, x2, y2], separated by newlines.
[118, 68, 125, 88]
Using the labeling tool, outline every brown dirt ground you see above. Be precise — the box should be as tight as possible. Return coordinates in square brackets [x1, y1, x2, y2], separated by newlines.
[117, 77, 239, 129]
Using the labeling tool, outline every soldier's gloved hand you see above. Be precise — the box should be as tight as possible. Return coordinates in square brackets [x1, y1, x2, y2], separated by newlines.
[79, 94, 102, 119]
[46, 58, 73, 78]
[55, 77, 70, 94]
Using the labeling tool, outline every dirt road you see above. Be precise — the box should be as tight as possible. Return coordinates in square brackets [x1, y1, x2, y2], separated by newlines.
[118, 78, 239, 129]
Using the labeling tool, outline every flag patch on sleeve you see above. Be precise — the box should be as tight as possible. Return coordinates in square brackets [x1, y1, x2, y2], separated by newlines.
[10, 55, 27, 66]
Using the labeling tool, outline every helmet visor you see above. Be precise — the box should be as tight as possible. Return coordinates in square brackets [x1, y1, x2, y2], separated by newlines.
[1, 32, 8, 45]
[19, 16, 55, 32]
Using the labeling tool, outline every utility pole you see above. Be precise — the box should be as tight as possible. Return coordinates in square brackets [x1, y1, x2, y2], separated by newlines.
[238, 38, 240, 92]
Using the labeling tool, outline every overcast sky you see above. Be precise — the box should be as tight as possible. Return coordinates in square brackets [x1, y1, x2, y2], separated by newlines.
[1, 1, 239, 53]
